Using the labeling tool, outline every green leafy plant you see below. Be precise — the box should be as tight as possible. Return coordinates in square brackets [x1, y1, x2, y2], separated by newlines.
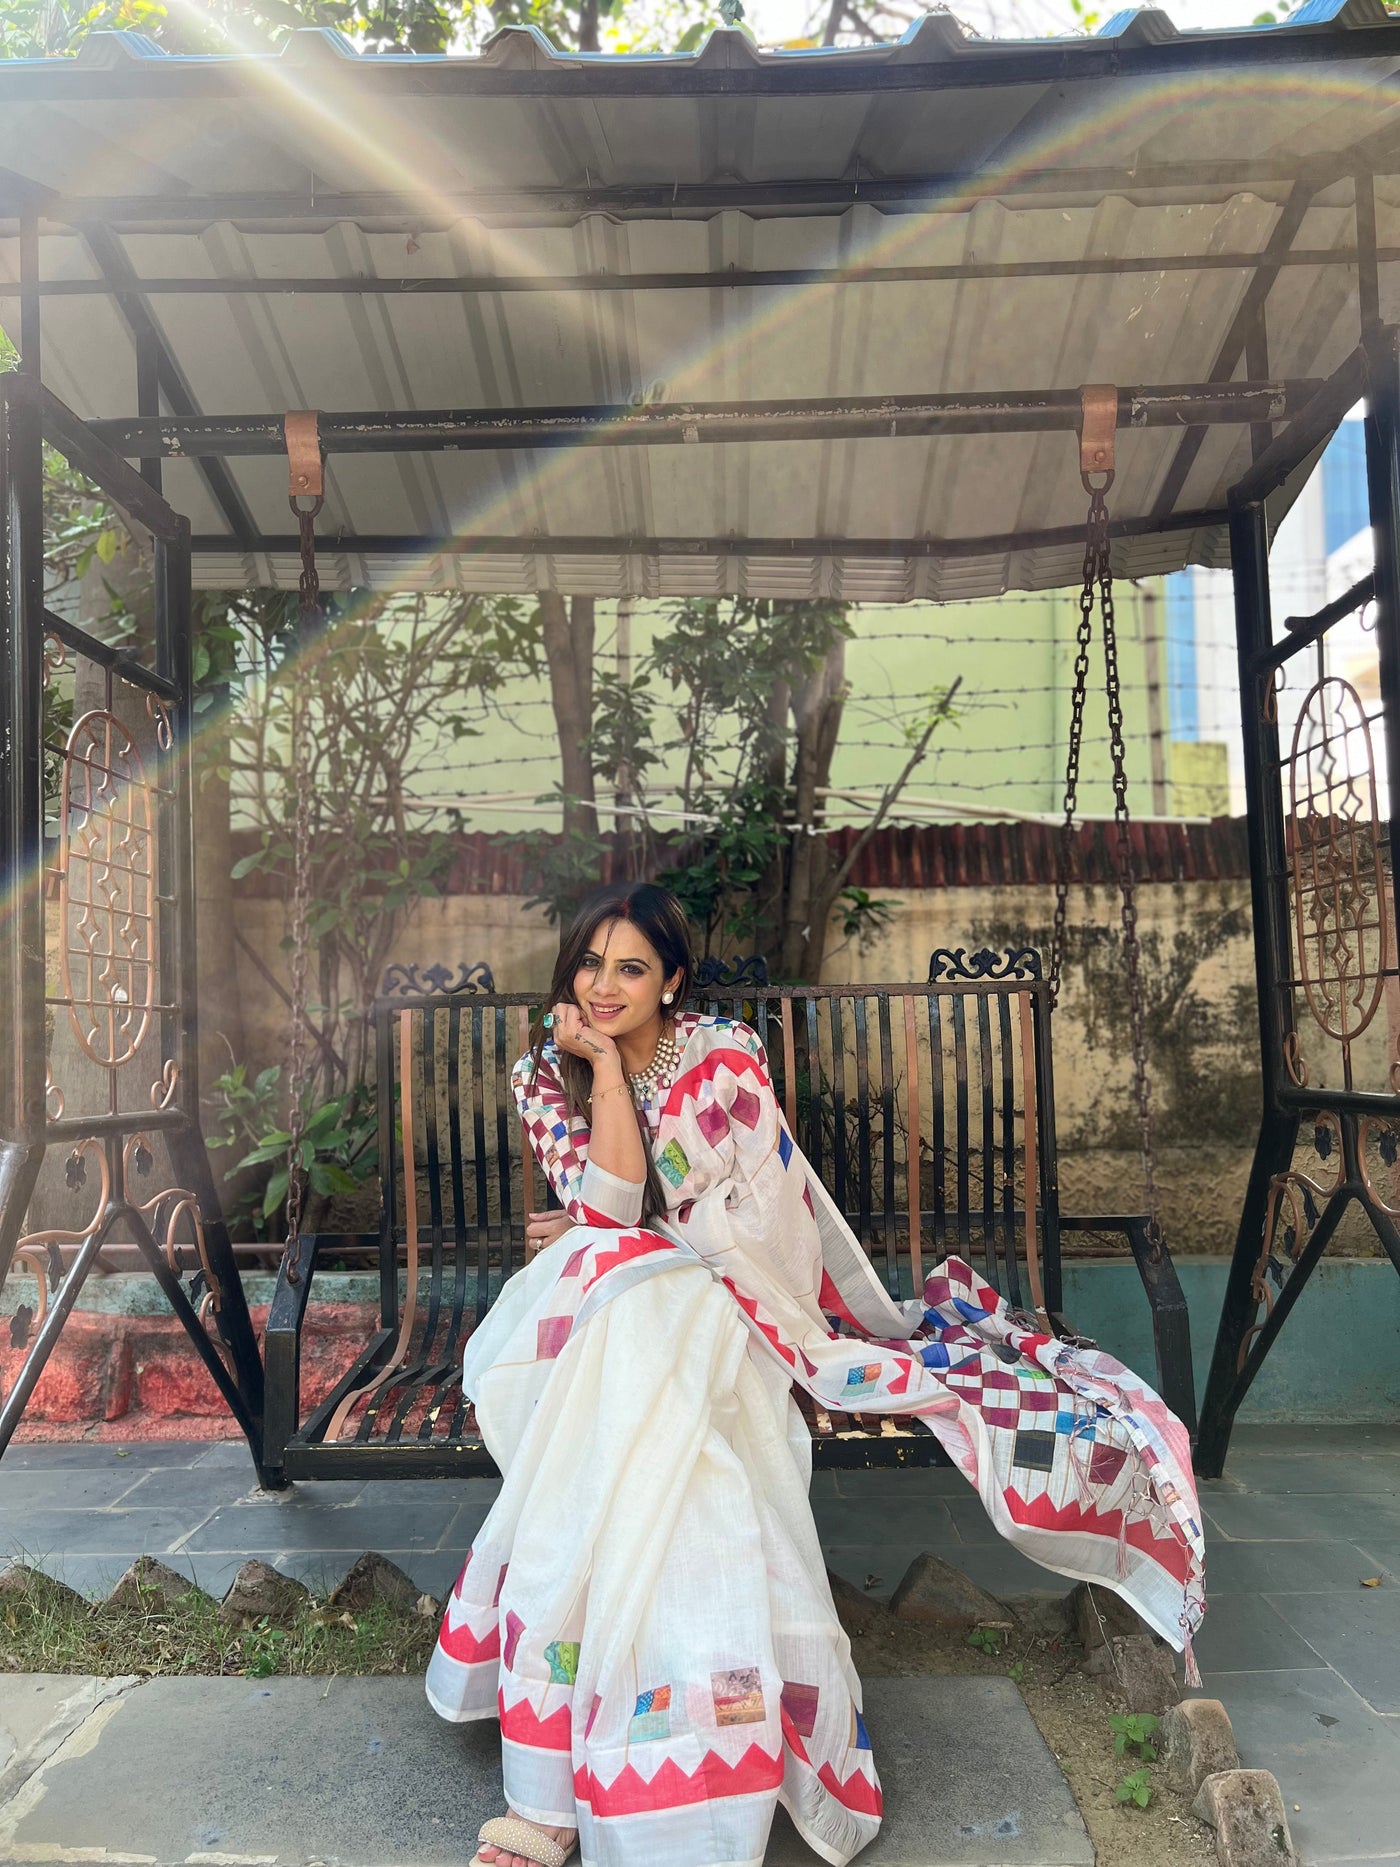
[1108, 1711, 1160, 1761]
[966, 1626, 1003, 1657]
[240, 1620, 289, 1678]
[1114, 1766, 1153, 1810]
[207, 1061, 377, 1237]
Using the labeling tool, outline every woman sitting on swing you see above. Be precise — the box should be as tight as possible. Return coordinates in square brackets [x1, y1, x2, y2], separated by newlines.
[427, 881, 1204, 1867]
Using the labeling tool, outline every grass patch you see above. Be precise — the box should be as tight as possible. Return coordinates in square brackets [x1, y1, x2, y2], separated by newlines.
[0, 1568, 439, 1679]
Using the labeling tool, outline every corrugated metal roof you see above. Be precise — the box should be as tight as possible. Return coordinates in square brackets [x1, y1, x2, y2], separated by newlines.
[0, 3, 1396, 598]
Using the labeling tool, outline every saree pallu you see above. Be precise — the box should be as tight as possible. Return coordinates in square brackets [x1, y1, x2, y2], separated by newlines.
[427, 1016, 1206, 1867]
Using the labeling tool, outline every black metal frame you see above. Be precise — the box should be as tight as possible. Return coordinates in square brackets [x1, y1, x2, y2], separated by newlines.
[0, 368, 270, 1480]
[1194, 325, 1400, 1475]
[261, 956, 1194, 1482]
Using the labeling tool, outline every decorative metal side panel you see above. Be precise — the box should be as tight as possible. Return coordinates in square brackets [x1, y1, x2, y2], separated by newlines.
[57, 708, 158, 1071]
[1286, 676, 1388, 1089]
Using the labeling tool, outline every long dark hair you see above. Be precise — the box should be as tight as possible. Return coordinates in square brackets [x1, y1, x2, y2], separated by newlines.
[528, 882, 694, 1223]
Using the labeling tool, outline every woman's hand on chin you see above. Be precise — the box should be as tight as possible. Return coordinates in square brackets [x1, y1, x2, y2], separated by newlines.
[550, 1001, 621, 1072]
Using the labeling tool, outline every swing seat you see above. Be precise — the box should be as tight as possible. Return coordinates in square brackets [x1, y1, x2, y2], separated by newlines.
[262, 948, 1194, 1481]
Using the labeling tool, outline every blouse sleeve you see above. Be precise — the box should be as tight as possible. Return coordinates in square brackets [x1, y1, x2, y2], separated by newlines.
[511, 1046, 645, 1229]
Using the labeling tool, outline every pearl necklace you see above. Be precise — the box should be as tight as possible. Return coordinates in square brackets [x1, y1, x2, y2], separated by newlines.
[627, 1026, 681, 1104]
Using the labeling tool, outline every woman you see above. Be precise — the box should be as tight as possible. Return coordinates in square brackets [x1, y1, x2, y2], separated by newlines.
[426, 883, 1204, 1867]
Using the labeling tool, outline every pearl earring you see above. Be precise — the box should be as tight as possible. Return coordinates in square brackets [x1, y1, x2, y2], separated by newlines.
[662, 991, 674, 1005]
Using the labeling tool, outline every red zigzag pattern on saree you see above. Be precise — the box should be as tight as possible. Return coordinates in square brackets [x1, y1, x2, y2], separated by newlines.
[436, 1611, 501, 1667]
[1004, 1487, 1192, 1583]
[781, 1709, 884, 1818]
[574, 1743, 785, 1816]
[661, 1045, 768, 1121]
[718, 1275, 808, 1373]
[581, 1231, 677, 1292]
[499, 1690, 574, 1751]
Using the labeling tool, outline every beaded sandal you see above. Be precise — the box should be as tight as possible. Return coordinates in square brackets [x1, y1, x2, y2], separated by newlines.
[472, 1815, 578, 1867]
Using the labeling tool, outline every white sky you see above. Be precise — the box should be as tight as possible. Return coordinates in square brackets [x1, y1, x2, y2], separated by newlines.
[744, 1, 1281, 44]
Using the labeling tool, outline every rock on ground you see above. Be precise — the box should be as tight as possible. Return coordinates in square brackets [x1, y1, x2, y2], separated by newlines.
[105, 1557, 209, 1613]
[328, 1550, 419, 1614]
[1161, 1698, 1240, 1795]
[1193, 1768, 1297, 1867]
[0, 1563, 85, 1612]
[1065, 1579, 1148, 1653]
[889, 1553, 1013, 1630]
[825, 1568, 894, 1637]
[219, 1560, 312, 1626]
[1084, 1633, 1182, 1716]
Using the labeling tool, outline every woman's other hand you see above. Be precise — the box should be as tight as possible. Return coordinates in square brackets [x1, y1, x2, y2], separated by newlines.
[525, 1211, 576, 1259]
[549, 1001, 621, 1072]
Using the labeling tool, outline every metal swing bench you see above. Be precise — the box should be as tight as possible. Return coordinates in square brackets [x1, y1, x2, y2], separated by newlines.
[262, 951, 1194, 1483]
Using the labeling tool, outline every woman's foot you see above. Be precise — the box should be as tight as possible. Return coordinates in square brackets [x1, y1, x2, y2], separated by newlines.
[476, 1811, 576, 1867]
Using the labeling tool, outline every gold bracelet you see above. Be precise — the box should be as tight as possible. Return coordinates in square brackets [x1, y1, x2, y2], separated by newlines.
[593, 1081, 632, 1102]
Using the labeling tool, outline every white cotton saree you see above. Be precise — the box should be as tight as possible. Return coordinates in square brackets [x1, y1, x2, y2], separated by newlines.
[426, 1013, 1206, 1867]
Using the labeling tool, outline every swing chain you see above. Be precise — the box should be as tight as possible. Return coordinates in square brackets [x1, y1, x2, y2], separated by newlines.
[1049, 490, 1100, 1008]
[1052, 396, 1164, 1253]
[281, 414, 324, 1288]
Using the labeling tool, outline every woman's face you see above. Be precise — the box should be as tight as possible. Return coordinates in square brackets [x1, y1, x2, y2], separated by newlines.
[573, 918, 681, 1038]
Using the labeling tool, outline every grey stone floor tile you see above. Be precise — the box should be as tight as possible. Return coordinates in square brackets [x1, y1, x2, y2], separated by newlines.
[1218, 1454, 1400, 1497]
[1204, 1667, 1400, 1864]
[1227, 1425, 1400, 1457]
[1202, 1539, 1388, 1594]
[0, 1673, 1090, 1867]
[0, 1466, 150, 1509]
[916, 1541, 1068, 1599]
[3, 1506, 215, 1561]
[191, 1439, 262, 1469]
[1203, 1490, 1400, 1544]
[943, 1496, 1006, 1543]
[442, 1495, 502, 1551]
[0, 1441, 208, 1470]
[351, 1476, 500, 1512]
[1347, 1539, 1400, 1579]
[1189, 1594, 1327, 1674]
[107, 1466, 265, 1513]
[267, 1548, 365, 1594]
[0, 1673, 98, 1769]
[833, 1465, 968, 1499]
[181, 1498, 458, 1555]
[811, 1497, 958, 1543]
[1268, 1593, 1400, 1715]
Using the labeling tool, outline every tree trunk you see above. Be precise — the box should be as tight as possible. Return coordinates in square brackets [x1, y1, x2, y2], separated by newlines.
[539, 591, 597, 837]
[779, 639, 847, 980]
[577, 0, 601, 51]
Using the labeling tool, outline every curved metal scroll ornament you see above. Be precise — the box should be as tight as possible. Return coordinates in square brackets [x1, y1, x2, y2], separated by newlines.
[58, 709, 157, 1068]
[1287, 677, 1389, 1087]
[1239, 1114, 1345, 1372]
[381, 960, 497, 998]
[928, 946, 1043, 984]
[1359, 1116, 1400, 1219]
[121, 1135, 227, 1358]
[693, 954, 772, 991]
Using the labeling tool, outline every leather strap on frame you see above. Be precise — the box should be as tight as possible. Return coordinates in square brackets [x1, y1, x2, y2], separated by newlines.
[1078, 384, 1117, 489]
[285, 409, 324, 508]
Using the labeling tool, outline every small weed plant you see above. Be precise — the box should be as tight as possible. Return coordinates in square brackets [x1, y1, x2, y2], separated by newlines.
[1114, 1767, 1154, 1810]
[966, 1625, 1003, 1657]
[1108, 1711, 1159, 1761]
[1108, 1713, 1159, 1811]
